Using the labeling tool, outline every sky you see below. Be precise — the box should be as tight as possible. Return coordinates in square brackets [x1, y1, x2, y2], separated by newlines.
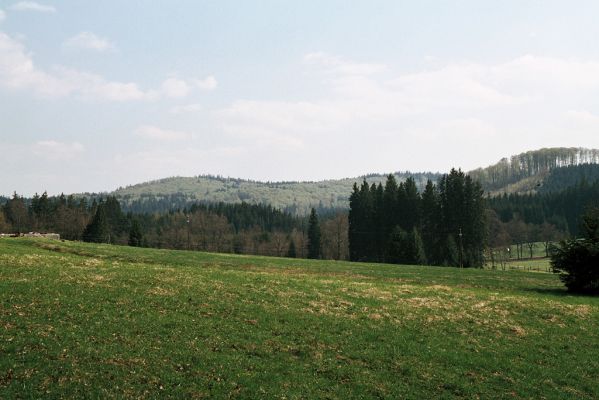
[2, 1, 599, 196]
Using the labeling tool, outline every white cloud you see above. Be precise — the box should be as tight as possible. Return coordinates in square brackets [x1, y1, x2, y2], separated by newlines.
[0, 9, 6, 22]
[0, 32, 158, 101]
[213, 52, 599, 175]
[0, 32, 66, 95]
[162, 76, 218, 98]
[134, 125, 192, 141]
[54, 67, 159, 101]
[169, 103, 203, 114]
[33, 140, 85, 159]
[489, 55, 599, 91]
[193, 75, 217, 90]
[564, 110, 599, 124]
[304, 52, 387, 75]
[161, 77, 191, 98]
[1, 32, 219, 102]
[10, 1, 56, 13]
[63, 32, 114, 52]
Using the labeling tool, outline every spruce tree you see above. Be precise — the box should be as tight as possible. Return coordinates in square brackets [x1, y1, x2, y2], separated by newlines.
[421, 180, 441, 264]
[128, 219, 143, 247]
[373, 182, 385, 261]
[551, 207, 599, 293]
[403, 177, 421, 231]
[307, 208, 321, 259]
[82, 206, 110, 243]
[348, 183, 361, 261]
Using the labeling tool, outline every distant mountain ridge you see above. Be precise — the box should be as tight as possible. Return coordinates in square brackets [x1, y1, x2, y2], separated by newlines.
[110, 147, 599, 214]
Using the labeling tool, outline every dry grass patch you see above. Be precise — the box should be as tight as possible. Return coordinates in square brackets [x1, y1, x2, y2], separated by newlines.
[147, 286, 176, 296]
[303, 299, 356, 318]
[509, 325, 527, 336]
[83, 258, 103, 267]
[429, 284, 453, 292]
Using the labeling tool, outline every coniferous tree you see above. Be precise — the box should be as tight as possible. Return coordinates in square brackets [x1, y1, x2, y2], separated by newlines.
[387, 227, 427, 265]
[307, 208, 321, 259]
[348, 169, 486, 267]
[349, 181, 374, 261]
[128, 219, 143, 247]
[438, 169, 486, 267]
[551, 207, 599, 293]
[348, 183, 361, 261]
[82, 207, 110, 243]
[402, 177, 421, 231]
[360, 181, 375, 261]
[443, 234, 460, 267]
[421, 180, 441, 264]
[373, 183, 385, 261]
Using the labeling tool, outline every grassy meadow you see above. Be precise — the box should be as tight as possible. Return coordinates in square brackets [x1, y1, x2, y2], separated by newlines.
[1, 238, 598, 398]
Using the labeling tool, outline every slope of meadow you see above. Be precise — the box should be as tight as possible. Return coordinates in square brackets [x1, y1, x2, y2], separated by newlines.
[1, 239, 598, 398]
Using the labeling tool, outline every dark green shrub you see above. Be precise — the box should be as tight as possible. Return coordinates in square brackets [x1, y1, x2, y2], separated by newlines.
[551, 208, 599, 294]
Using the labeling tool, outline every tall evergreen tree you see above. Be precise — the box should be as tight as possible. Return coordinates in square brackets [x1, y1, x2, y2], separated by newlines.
[373, 182, 385, 261]
[348, 183, 362, 261]
[348, 169, 486, 267]
[128, 219, 143, 247]
[383, 175, 399, 233]
[421, 180, 441, 264]
[82, 206, 110, 243]
[307, 208, 321, 259]
[402, 177, 421, 231]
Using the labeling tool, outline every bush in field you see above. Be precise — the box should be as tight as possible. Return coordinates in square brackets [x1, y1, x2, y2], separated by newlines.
[551, 208, 599, 294]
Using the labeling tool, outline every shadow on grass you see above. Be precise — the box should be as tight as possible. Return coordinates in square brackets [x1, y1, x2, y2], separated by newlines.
[523, 287, 599, 298]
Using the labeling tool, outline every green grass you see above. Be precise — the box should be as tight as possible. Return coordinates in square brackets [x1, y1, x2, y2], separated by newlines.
[486, 258, 553, 273]
[1, 238, 598, 399]
[505, 258, 552, 272]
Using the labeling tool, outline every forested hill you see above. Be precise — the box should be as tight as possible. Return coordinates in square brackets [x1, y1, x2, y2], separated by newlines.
[112, 173, 441, 215]
[109, 147, 599, 215]
[469, 147, 599, 195]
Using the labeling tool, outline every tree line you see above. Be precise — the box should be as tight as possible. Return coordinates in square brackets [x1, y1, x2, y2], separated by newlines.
[0, 192, 348, 260]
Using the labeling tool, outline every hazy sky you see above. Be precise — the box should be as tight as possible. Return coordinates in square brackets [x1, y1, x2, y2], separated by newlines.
[2, 1, 599, 195]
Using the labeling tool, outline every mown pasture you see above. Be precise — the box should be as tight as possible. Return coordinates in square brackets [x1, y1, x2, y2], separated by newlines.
[1, 238, 598, 398]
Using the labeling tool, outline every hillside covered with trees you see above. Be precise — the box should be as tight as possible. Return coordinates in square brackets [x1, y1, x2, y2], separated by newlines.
[110, 173, 442, 215]
[102, 148, 599, 216]
[469, 147, 599, 194]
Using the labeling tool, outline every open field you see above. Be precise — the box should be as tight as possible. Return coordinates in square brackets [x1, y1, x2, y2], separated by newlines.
[1, 239, 598, 399]
[486, 258, 553, 273]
